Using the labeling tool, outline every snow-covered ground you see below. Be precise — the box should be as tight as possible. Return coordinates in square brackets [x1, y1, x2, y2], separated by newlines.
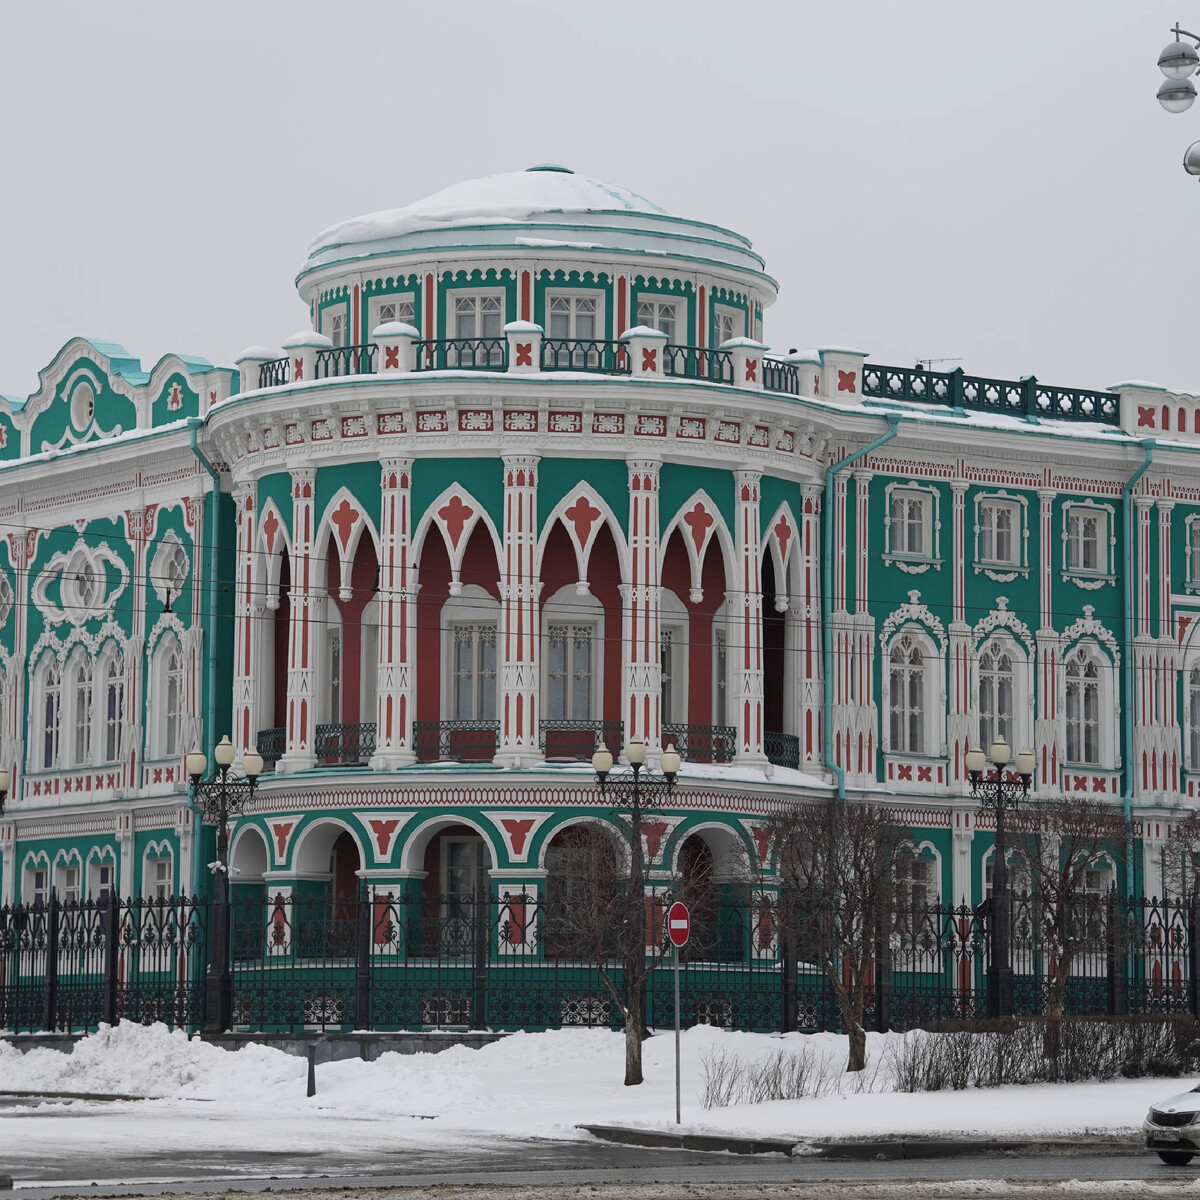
[0, 1022, 1186, 1153]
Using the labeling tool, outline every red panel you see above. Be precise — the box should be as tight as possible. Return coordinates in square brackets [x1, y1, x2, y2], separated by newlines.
[273, 551, 291, 727]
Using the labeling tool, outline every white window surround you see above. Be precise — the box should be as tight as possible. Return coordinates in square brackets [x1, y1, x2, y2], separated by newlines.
[1189, 662, 1200, 770]
[143, 849, 173, 900]
[370, 294, 416, 333]
[323, 306, 348, 348]
[150, 635, 185, 760]
[149, 534, 190, 610]
[973, 633, 1033, 756]
[33, 655, 62, 771]
[882, 482, 942, 574]
[451, 292, 504, 340]
[100, 651, 124, 763]
[56, 858, 82, 904]
[1186, 514, 1200, 594]
[546, 292, 603, 342]
[318, 596, 380, 727]
[88, 854, 116, 901]
[1061, 500, 1116, 588]
[70, 381, 95, 432]
[1062, 639, 1115, 768]
[540, 585, 603, 723]
[880, 623, 945, 758]
[896, 842, 942, 909]
[67, 651, 93, 767]
[712, 304, 744, 348]
[713, 601, 731, 729]
[25, 860, 49, 908]
[441, 585, 500, 722]
[635, 296, 680, 343]
[973, 491, 1029, 579]
[660, 588, 689, 727]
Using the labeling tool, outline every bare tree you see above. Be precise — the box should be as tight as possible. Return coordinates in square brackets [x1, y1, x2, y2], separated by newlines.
[768, 800, 908, 1073]
[1007, 795, 1130, 1056]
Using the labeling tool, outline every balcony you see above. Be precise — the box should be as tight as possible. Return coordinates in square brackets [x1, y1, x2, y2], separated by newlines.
[541, 339, 629, 374]
[539, 720, 624, 762]
[412, 720, 500, 763]
[765, 731, 800, 770]
[416, 337, 506, 370]
[315, 344, 375, 378]
[315, 721, 376, 767]
[256, 727, 285, 772]
[663, 723, 737, 765]
[663, 345, 732, 384]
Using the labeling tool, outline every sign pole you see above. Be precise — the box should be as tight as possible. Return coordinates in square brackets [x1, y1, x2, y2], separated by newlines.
[674, 939, 681, 1125]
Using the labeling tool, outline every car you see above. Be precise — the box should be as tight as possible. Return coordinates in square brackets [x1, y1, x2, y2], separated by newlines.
[1145, 1086, 1200, 1165]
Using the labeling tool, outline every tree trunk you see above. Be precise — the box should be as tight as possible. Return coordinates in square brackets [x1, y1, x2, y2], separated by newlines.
[1044, 949, 1068, 1072]
[624, 978, 644, 1086]
[846, 1019, 867, 1073]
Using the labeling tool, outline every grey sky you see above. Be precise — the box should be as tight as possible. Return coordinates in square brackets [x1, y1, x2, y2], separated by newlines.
[0, 1, 1194, 399]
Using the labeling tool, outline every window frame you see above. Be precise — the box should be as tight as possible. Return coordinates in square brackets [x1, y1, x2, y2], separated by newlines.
[635, 296, 681, 344]
[885, 630, 931, 755]
[450, 292, 505, 341]
[370, 293, 417, 334]
[545, 291, 603, 343]
[659, 588, 690, 728]
[973, 491, 1029, 578]
[151, 635, 185, 760]
[540, 585, 603, 724]
[882, 482, 942, 573]
[1063, 641, 1112, 768]
[322, 305, 349, 348]
[143, 850, 173, 901]
[1186, 514, 1200, 594]
[1061, 500, 1116, 587]
[711, 303, 744, 348]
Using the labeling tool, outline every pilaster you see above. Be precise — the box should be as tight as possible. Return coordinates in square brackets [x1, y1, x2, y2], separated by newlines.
[622, 459, 662, 752]
[232, 486, 256, 759]
[733, 468, 766, 765]
[798, 488, 823, 769]
[279, 467, 317, 773]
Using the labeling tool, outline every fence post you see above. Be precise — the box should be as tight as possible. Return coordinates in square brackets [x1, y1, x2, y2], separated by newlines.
[949, 366, 965, 411]
[781, 932, 798, 1033]
[1106, 890, 1127, 1017]
[1190, 897, 1200, 1018]
[874, 910, 891, 1034]
[103, 889, 120, 1026]
[471, 892, 488, 1031]
[42, 892, 60, 1032]
[355, 882, 371, 1031]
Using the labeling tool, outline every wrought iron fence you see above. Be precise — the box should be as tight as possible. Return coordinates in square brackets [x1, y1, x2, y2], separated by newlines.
[539, 720, 624, 762]
[258, 357, 290, 389]
[663, 723, 737, 764]
[541, 339, 630, 374]
[764, 731, 800, 770]
[762, 358, 802, 396]
[663, 345, 733, 384]
[860, 364, 1119, 427]
[415, 338, 507, 371]
[315, 344, 377, 378]
[412, 719, 500, 763]
[315, 721, 376, 766]
[257, 727, 285, 772]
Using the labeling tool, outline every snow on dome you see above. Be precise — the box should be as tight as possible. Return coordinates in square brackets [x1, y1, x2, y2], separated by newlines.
[309, 167, 671, 255]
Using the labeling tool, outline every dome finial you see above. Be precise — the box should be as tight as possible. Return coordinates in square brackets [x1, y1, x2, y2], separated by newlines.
[526, 162, 574, 174]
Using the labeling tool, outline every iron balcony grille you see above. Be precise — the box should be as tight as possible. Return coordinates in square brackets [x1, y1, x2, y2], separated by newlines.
[762, 358, 801, 396]
[314, 722, 376, 766]
[538, 720, 624, 761]
[765, 731, 800, 770]
[663, 723, 737, 764]
[258, 357, 290, 389]
[415, 338, 507, 371]
[541, 339, 630, 374]
[315, 344, 376, 379]
[256, 727, 285, 772]
[663, 344, 733, 384]
[412, 719, 500, 762]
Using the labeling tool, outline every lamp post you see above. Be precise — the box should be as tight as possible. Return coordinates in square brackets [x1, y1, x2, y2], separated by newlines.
[1154, 24, 1200, 176]
[187, 735, 263, 1034]
[966, 738, 1036, 1018]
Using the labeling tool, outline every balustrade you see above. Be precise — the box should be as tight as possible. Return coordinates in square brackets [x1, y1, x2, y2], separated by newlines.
[538, 719, 624, 762]
[314, 344, 376, 378]
[663, 344, 733, 383]
[314, 721, 377, 766]
[412, 719, 500, 763]
[662, 723, 737, 764]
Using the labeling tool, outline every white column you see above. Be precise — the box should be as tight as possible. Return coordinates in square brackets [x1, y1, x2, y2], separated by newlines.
[1034, 489, 1059, 795]
[498, 455, 541, 766]
[279, 467, 317, 773]
[798, 488, 823, 769]
[233, 486, 257, 759]
[623, 459, 662, 751]
[733, 468, 767, 766]
[372, 460, 417, 768]
[948, 482, 971, 788]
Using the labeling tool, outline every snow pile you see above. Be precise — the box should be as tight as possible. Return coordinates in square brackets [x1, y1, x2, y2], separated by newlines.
[0, 1022, 303, 1098]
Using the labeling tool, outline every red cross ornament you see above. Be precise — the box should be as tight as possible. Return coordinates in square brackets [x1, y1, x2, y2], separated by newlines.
[745, 358, 757, 382]
[516, 342, 532, 367]
[384, 345, 399, 369]
[642, 347, 657, 372]
[837, 369, 856, 393]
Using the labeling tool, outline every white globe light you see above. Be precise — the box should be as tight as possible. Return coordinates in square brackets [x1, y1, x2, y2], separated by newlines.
[1159, 77, 1197, 113]
[1160, 40, 1199, 80]
[1185, 140, 1200, 176]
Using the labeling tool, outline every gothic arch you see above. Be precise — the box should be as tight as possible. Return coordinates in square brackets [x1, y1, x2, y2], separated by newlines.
[660, 489, 735, 602]
[535, 484, 630, 583]
[412, 485, 503, 590]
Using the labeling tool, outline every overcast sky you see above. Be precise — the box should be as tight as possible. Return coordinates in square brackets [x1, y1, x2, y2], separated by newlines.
[0, 1, 1196, 399]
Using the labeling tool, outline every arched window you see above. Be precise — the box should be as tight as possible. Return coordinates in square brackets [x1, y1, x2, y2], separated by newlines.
[103, 656, 124, 762]
[41, 659, 61, 769]
[70, 655, 93, 766]
[1065, 646, 1102, 766]
[153, 637, 184, 758]
[888, 633, 927, 754]
[1190, 666, 1200, 769]
[978, 642, 1015, 752]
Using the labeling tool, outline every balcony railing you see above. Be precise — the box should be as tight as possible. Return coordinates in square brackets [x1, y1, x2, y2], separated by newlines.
[765, 730, 800, 770]
[258, 357, 290, 388]
[415, 338, 507, 371]
[861, 363, 1120, 427]
[541, 339, 630, 374]
[315, 721, 376, 766]
[538, 719, 624, 762]
[256, 727, 286, 772]
[663, 723, 737, 764]
[762, 358, 801, 396]
[412, 720, 499, 763]
[315, 344, 376, 379]
[663, 344, 733, 384]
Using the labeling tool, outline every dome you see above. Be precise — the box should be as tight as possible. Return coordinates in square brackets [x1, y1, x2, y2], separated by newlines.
[297, 165, 770, 291]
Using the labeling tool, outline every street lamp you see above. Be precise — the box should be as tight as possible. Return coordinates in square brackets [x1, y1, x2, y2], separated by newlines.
[1156, 25, 1200, 176]
[966, 737, 1035, 1019]
[188, 735, 264, 1033]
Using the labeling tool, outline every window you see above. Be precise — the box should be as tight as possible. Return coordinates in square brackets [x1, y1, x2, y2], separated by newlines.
[636, 299, 677, 343]
[1190, 666, 1200, 768]
[71, 657, 93, 765]
[1065, 647, 1101, 765]
[91, 861, 114, 903]
[888, 634, 926, 753]
[714, 629, 728, 727]
[979, 499, 1019, 566]
[42, 660, 61, 769]
[453, 294, 503, 340]
[28, 866, 48, 908]
[59, 864, 81, 905]
[145, 856, 172, 900]
[375, 296, 415, 329]
[661, 630, 681, 725]
[978, 643, 1015, 752]
[327, 311, 346, 348]
[548, 295, 598, 341]
[452, 625, 497, 720]
[890, 492, 928, 557]
[103, 658, 123, 762]
[895, 855, 935, 912]
[157, 640, 184, 758]
[70, 382, 95, 430]
[328, 629, 342, 725]
[151, 539, 190, 610]
[545, 624, 593, 720]
[1067, 507, 1104, 572]
[713, 306, 741, 347]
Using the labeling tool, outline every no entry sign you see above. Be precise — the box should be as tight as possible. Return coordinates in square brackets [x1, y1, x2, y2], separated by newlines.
[667, 901, 690, 948]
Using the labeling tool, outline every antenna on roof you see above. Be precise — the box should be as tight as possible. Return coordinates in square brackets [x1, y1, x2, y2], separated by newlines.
[914, 356, 963, 371]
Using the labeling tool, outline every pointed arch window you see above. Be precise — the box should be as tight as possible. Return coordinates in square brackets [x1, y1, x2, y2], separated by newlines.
[1189, 665, 1200, 769]
[888, 633, 927, 754]
[104, 656, 124, 762]
[42, 660, 61, 769]
[71, 656, 93, 766]
[1065, 646, 1102, 766]
[153, 638, 185, 759]
[978, 643, 1015, 752]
